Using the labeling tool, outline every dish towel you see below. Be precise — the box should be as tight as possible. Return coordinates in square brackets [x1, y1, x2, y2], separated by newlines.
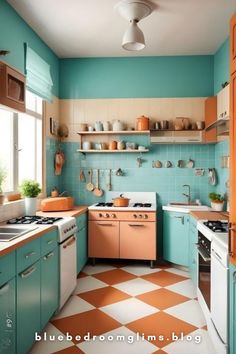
[208, 168, 217, 185]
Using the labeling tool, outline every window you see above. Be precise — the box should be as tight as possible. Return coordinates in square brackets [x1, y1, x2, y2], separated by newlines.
[0, 91, 43, 193]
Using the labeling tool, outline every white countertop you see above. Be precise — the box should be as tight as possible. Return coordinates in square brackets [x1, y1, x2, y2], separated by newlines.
[163, 205, 212, 213]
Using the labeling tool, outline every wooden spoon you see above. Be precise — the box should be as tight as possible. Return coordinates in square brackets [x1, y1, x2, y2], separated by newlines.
[86, 169, 94, 191]
[93, 169, 104, 197]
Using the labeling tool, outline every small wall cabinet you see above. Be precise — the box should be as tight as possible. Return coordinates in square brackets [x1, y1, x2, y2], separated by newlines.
[163, 211, 189, 266]
[0, 61, 26, 112]
[204, 96, 217, 143]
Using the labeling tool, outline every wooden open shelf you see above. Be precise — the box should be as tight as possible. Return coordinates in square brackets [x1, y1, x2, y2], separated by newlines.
[77, 130, 150, 135]
[77, 149, 149, 153]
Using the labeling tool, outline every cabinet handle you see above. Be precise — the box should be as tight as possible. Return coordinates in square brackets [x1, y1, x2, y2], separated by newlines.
[128, 224, 145, 227]
[0, 282, 10, 295]
[20, 265, 36, 278]
[43, 251, 54, 260]
[24, 251, 36, 259]
[47, 239, 55, 245]
[97, 223, 113, 226]
[229, 223, 236, 257]
[173, 216, 184, 224]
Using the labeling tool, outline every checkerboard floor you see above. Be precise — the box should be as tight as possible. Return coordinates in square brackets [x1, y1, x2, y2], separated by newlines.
[30, 262, 216, 354]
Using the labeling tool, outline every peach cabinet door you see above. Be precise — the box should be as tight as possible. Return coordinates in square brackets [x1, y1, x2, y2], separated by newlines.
[230, 12, 236, 75]
[88, 221, 119, 258]
[119, 222, 156, 260]
[204, 96, 217, 143]
[230, 70, 236, 265]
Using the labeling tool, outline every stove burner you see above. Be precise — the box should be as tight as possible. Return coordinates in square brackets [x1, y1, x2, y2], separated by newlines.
[133, 203, 152, 208]
[95, 202, 113, 207]
[7, 216, 63, 225]
[203, 220, 228, 233]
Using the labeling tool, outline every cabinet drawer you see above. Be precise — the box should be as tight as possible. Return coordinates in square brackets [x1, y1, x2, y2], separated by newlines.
[76, 213, 87, 231]
[0, 252, 16, 287]
[16, 238, 40, 273]
[41, 229, 58, 256]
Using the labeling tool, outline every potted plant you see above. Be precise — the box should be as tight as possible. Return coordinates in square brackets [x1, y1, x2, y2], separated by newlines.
[19, 179, 41, 215]
[0, 166, 6, 205]
[209, 192, 224, 211]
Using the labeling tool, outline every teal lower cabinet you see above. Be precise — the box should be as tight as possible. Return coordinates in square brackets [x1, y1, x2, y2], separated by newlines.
[40, 246, 59, 329]
[17, 260, 41, 354]
[188, 216, 198, 286]
[0, 277, 16, 354]
[77, 227, 87, 274]
[229, 263, 236, 354]
[163, 211, 189, 266]
[76, 213, 88, 274]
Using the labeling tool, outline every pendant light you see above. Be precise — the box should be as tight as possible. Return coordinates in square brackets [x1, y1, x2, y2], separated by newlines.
[115, 0, 154, 51]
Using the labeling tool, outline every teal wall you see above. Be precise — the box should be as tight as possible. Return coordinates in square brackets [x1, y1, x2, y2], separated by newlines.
[0, 0, 59, 96]
[214, 38, 230, 95]
[59, 56, 214, 99]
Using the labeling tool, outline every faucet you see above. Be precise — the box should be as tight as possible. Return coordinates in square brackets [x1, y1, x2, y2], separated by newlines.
[182, 184, 191, 204]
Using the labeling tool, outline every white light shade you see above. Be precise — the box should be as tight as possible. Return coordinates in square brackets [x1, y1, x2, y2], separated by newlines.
[122, 20, 145, 51]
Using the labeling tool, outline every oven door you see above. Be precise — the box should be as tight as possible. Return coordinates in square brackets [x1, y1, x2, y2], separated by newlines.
[196, 238, 211, 310]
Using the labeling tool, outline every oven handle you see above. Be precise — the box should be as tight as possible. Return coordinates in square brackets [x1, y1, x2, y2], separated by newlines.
[63, 235, 76, 249]
[195, 243, 211, 262]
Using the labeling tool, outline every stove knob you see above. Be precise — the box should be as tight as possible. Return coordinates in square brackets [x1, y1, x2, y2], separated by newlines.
[105, 213, 110, 218]
[133, 214, 137, 218]
[99, 213, 103, 218]
[144, 214, 148, 219]
[111, 213, 116, 218]
[138, 214, 143, 219]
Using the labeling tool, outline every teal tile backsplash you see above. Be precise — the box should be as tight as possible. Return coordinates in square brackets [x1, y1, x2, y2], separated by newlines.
[46, 137, 229, 208]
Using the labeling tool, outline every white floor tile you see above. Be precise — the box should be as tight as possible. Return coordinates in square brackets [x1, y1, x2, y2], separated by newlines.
[167, 267, 190, 278]
[83, 264, 116, 275]
[121, 265, 162, 276]
[73, 276, 108, 294]
[164, 300, 206, 327]
[162, 329, 217, 354]
[113, 278, 160, 296]
[100, 298, 158, 324]
[77, 326, 158, 354]
[52, 296, 95, 320]
[29, 323, 74, 354]
[165, 279, 197, 299]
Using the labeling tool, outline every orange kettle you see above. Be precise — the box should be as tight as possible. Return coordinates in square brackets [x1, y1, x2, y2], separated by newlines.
[136, 115, 149, 131]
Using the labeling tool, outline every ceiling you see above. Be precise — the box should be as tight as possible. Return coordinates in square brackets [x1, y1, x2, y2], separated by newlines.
[7, 0, 236, 58]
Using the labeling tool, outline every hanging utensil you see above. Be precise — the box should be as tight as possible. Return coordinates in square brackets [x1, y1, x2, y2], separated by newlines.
[93, 169, 103, 197]
[107, 169, 112, 191]
[86, 169, 94, 191]
[79, 170, 86, 182]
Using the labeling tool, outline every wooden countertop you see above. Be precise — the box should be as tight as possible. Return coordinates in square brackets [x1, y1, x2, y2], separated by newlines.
[37, 205, 88, 218]
[0, 225, 56, 257]
[190, 210, 229, 221]
[0, 206, 88, 257]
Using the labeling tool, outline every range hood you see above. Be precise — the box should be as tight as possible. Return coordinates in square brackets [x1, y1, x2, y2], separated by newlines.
[205, 116, 229, 131]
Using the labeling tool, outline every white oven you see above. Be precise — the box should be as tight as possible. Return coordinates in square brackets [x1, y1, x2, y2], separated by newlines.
[197, 220, 228, 354]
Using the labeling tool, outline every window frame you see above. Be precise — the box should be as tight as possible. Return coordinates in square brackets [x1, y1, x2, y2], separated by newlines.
[0, 91, 44, 195]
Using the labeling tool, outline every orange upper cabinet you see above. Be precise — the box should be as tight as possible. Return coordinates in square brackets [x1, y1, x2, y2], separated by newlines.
[0, 61, 26, 112]
[204, 96, 217, 143]
[230, 12, 236, 265]
[230, 12, 236, 75]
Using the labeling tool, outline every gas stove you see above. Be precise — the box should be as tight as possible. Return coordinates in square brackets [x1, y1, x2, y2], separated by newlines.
[6, 215, 77, 242]
[197, 219, 229, 247]
[203, 220, 228, 233]
[7, 216, 63, 225]
[89, 192, 157, 211]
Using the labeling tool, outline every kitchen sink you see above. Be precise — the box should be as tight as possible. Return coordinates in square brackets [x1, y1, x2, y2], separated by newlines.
[0, 226, 38, 242]
[169, 202, 199, 206]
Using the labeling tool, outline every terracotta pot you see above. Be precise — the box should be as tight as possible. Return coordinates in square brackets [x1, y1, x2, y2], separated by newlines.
[136, 115, 149, 131]
[112, 194, 130, 207]
[109, 141, 117, 150]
